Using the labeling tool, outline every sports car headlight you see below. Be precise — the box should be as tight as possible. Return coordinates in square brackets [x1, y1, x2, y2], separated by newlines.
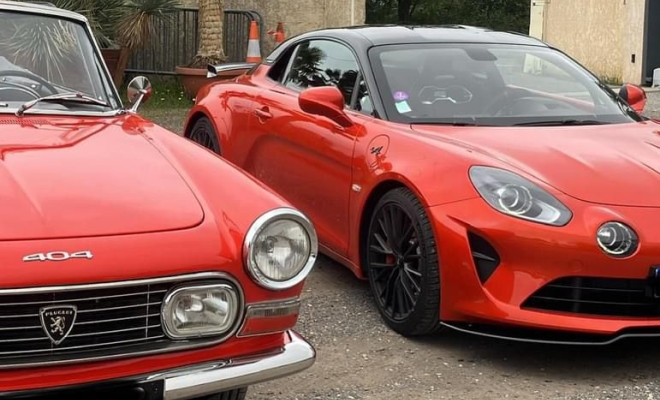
[469, 166, 572, 226]
[244, 208, 318, 290]
[162, 283, 239, 339]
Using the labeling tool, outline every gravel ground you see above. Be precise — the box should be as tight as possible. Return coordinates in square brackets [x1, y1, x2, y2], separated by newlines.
[245, 257, 660, 400]
[144, 91, 660, 400]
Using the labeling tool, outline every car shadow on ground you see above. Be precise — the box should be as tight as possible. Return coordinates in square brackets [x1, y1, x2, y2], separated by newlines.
[410, 316, 660, 382]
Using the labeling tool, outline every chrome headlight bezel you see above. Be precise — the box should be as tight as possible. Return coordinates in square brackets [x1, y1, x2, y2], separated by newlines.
[161, 281, 243, 340]
[596, 221, 639, 258]
[469, 165, 573, 226]
[243, 207, 318, 291]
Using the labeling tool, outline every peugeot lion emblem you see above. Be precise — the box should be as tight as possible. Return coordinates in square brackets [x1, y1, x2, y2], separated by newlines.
[39, 305, 77, 345]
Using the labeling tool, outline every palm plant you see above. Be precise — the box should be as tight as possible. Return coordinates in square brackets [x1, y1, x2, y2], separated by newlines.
[113, 0, 180, 51]
[0, 16, 79, 83]
[5, 0, 179, 85]
[188, 0, 227, 68]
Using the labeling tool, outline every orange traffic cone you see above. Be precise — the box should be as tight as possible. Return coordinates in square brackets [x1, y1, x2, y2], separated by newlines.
[246, 21, 261, 63]
[268, 22, 285, 45]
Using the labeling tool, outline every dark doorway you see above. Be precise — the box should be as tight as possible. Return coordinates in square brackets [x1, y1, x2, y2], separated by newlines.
[644, 0, 660, 85]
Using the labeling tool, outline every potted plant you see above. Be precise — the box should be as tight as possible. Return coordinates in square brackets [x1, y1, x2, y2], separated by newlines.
[88, 0, 131, 86]
[110, 0, 179, 86]
[175, 0, 251, 98]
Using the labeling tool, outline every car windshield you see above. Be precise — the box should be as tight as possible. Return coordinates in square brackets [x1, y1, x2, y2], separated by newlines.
[369, 43, 641, 126]
[0, 10, 119, 113]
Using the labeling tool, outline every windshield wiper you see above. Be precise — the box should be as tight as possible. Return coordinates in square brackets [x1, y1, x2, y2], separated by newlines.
[513, 119, 608, 127]
[410, 121, 485, 127]
[16, 93, 110, 116]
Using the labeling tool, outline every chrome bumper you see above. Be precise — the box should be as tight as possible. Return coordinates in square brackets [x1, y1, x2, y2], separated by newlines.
[144, 330, 315, 400]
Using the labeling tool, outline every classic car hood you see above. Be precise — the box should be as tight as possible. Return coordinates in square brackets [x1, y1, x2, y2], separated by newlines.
[0, 115, 203, 240]
[411, 121, 660, 207]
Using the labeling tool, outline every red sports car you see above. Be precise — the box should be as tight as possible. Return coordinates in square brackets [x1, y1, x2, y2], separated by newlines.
[185, 25, 656, 344]
[0, 1, 316, 397]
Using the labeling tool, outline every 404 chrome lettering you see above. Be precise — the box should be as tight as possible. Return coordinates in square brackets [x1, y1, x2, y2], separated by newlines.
[23, 251, 94, 262]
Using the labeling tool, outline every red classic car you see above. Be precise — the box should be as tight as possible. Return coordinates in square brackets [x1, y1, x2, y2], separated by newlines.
[184, 24, 659, 345]
[0, 1, 317, 398]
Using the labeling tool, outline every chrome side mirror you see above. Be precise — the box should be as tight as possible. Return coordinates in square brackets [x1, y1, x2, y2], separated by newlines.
[126, 76, 152, 112]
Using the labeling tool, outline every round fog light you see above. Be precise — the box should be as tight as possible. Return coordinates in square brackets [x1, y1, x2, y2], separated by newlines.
[596, 222, 638, 258]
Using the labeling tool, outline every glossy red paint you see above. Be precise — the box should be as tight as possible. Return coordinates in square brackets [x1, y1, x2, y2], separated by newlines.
[0, 333, 286, 391]
[620, 83, 648, 113]
[298, 86, 354, 128]
[429, 196, 660, 334]
[0, 113, 312, 390]
[0, 115, 203, 240]
[185, 36, 660, 341]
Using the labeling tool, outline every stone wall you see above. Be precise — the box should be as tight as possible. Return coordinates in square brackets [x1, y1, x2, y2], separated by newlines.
[528, 0, 646, 84]
[182, 0, 366, 56]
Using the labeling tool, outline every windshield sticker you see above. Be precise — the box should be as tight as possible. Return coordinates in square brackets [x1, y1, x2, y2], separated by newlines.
[393, 91, 409, 101]
[395, 101, 412, 114]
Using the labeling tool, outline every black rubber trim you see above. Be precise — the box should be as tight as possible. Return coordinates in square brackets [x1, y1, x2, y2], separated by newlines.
[442, 321, 660, 346]
[0, 378, 164, 399]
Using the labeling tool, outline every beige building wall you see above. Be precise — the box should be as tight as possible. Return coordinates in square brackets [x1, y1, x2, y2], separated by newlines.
[181, 0, 366, 56]
[622, 0, 646, 84]
[528, 0, 646, 84]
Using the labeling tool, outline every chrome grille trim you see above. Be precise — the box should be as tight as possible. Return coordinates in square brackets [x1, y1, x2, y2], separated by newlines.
[0, 313, 38, 319]
[0, 273, 225, 294]
[0, 336, 166, 356]
[77, 301, 161, 313]
[75, 313, 161, 325]
[0, 272, 245, 369]
[0, 290, 168, 306]
[68, 324, 162, 338]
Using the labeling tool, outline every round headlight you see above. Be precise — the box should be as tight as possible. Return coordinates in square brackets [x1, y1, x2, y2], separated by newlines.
[244, 208, 318, 290]
[596, 222, 638, 258]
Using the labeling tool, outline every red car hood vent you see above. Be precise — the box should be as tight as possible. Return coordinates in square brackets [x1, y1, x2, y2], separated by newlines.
[0, 118, 204, 240]
[412, 122, 660, 207]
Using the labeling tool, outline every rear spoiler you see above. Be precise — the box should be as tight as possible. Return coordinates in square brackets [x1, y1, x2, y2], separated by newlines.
[207, 62, 257, 78]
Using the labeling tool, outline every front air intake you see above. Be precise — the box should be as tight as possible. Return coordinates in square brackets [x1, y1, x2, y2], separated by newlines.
[468, 232, 500, 284]
[522, 276, 660, 317]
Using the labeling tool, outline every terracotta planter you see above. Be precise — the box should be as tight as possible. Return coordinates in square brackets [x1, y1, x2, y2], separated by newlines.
[176, 65, 250, 99]
[101, 48, 130, 87]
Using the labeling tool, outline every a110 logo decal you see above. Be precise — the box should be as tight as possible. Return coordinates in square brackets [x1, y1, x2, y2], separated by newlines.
[22, 251, 94, 262]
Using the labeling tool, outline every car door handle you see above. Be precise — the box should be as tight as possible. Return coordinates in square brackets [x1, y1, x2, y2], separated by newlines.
[254, 108, 272, 120]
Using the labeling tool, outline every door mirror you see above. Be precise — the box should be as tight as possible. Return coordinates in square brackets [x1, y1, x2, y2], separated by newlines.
[299, 86, 353, 128]
[126, 76, 152, 112]
[619, 83, 647, 113]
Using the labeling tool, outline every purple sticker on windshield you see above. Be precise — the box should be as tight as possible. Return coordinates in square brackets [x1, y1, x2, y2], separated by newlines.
[393, 91, 409, 101]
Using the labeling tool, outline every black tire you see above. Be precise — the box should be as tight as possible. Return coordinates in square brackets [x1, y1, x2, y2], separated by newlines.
[188, 116, 221, 154]
[199, 387, 248, 400]
[365, 187, 441, 336]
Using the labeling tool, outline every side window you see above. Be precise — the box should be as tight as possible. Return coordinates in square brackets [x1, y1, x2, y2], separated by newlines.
[282, 40, 360, 106]
[266, 45, 297, 82]
[353, 77, 374, 116]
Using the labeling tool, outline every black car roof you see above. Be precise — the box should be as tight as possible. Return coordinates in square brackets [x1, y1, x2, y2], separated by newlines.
[267, 25, 548, 62]
[338, 25, 546, 46]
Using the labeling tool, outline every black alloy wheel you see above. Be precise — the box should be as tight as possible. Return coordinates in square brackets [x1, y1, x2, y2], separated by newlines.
[366, 187, 441, 336]
[188, 116, 221, 154]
